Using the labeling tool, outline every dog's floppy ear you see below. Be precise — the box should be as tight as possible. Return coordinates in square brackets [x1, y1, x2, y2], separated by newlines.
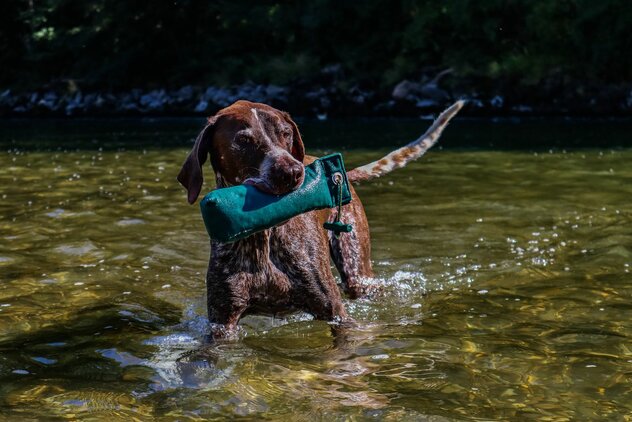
[177, 117, 217, 204]
[281, 112, 305, 163]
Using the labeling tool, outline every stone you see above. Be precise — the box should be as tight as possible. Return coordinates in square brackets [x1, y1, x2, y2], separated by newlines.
[392, 80, 420, 101]
[83, 93, 98, 110]
[236, 83, 267, 103]
[94, 95, 105, 108]
[175, 85, 194, 102]
[265, 85, 287, 101]
[347, 86, 373, 105]
[194, 100, 208, 113]
[393, 79, 450, 107]
[415, 99, 439, 108]
[140, 89, 166, 111]
[202, 86, 232, 107]
[490, 95, 504, 108]
[0, 89, 11, 101]
[418, 82, 450, 102]
[0, 90, 15, 109]
[118, 93, 139, 112]
[37, 92, 59, 110]
[65, 92, 83, 115]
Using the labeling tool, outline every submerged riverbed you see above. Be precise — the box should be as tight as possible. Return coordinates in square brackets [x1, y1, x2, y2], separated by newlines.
[0, 118, 631, 420]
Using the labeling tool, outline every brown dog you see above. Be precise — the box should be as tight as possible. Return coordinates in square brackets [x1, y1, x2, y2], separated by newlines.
[178, 100, 464, 337]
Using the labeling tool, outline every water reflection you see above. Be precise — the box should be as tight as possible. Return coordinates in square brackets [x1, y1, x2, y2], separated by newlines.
[0, 129, 631, 419]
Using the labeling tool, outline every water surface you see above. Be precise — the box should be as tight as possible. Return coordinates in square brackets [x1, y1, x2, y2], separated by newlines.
[0, 118, 631, 420]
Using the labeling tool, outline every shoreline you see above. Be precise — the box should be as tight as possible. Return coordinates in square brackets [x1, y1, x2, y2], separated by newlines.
[2, 79, 631, 119]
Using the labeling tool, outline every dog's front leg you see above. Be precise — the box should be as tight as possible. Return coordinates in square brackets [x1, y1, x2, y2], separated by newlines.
[205, 268, 251, 340]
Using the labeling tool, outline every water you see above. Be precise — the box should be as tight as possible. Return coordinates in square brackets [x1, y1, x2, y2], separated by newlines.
[0, 118, 631, 420]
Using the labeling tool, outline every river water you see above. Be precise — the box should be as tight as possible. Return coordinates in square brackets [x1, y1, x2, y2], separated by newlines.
[0, 118, 630, 420]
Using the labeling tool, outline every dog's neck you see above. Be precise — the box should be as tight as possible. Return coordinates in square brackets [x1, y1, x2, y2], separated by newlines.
[211, 230, 271, 273]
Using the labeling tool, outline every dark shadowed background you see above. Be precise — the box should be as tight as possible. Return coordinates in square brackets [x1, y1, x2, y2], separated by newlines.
[1, 0, 631, 117]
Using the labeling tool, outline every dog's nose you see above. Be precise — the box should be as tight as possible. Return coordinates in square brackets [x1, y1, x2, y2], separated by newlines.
[289, 163, 303, 187]
[268, 159, 304, 194]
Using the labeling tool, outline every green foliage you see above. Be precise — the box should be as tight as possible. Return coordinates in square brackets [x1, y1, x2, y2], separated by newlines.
[0, 0, 629, 90]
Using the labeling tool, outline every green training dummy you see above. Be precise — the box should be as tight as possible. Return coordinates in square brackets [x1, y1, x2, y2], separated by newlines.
[200, 153, 353, 243]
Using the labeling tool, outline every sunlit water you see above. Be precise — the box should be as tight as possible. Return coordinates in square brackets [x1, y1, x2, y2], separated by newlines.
[0, 118, 631, 420]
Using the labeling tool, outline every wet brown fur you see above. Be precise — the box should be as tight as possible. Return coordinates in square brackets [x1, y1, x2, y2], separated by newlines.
[178, 100, 373, 338]
[178, 100, 463, 338]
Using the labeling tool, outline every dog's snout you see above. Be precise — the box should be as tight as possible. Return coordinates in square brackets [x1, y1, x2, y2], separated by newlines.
[267, 159, 304, 194]
[289, 162, 303, 186]
[275, 161, 303, 189]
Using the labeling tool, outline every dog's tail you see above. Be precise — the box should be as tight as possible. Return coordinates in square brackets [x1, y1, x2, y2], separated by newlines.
[347, 100, 465, 184]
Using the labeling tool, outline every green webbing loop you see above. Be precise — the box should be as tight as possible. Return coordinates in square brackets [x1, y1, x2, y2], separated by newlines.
[323, 172, 353, 237]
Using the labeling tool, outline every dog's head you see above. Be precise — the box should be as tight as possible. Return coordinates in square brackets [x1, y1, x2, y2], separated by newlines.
[177, 100, 305, 204]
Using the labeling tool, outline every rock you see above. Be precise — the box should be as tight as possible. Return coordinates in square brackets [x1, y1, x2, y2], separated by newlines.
[202, 86, 232, 107]
[83, 93, 99, 110]
[0, 89, 11, 102]
[0, 90, 16, 110]
[265, 84, 287, 102]
[418, 82, 450, 102]
[94, 95, 105, 108]
[415, 99, 439, 108]
[235, 83, 268, 103]
[7, 72, 631, 117]
[37, 92, 59, 111]
[140, 89, 167, 111]
[392, 80, 419, 101]
[194, 100, 208, 113]
[174, 85, 194, 102]
[118, 93, 139, 112]
[28, 92, 39, 105]
[167, 86, 198, 109]
[347, 86, 373, 105]
[65, 92, 83, 115]
[198, 83, 287, 110]
[305, 87, 330, 109]
[490, 95, 504, 108]
[392, 79, 450, 107]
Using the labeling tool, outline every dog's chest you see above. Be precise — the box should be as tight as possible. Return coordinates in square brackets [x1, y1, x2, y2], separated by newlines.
[210, 231, 295, 296]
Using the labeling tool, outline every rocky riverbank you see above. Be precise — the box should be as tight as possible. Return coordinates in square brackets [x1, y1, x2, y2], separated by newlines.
[2, 71, 631, 118]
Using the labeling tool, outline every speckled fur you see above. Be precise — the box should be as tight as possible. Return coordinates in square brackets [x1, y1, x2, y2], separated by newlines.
[177, 100, 463, 338]
[347, 100, 465, 183]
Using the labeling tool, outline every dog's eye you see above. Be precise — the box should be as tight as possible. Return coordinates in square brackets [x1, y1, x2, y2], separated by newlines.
[281, 128, 292, 139]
